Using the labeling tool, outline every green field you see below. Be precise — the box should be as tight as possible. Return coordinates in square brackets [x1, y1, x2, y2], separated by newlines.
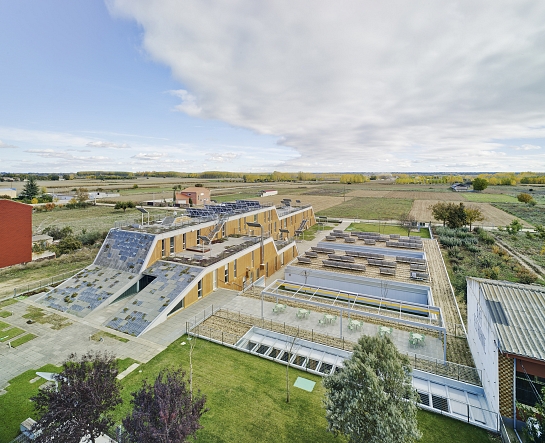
[346, 222, 431, 238]
[0, 327, 25, 342]
[32, 205, 173, 233]
[11, 333, 37, 347]
[462, 193, 518, 203]
[316, 197, 414, 220]
[302, 223, 334, 240]
[491, 203, 545, 226]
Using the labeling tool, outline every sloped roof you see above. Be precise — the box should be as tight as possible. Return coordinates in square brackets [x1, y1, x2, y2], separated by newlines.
[471, 277, 545, 362]
[180, 187, 209, 193]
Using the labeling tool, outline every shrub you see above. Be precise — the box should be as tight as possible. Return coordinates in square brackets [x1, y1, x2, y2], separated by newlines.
[478, 230, 495, 245]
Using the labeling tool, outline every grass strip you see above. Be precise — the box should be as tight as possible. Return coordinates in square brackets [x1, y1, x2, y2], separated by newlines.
[0, 299, 17, 308]
[0, 320, 11, 330]
[91, 330, 130, 343]
[22, 306, 72, 330]
[0, 311, 13, 318]
[0, 327, 25, 341]
[10, 333, 38, 348]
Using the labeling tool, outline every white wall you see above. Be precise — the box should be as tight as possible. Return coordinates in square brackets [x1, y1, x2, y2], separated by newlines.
[466, 278, 500, 414]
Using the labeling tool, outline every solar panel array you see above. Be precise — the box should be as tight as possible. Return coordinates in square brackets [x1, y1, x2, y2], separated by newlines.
[94, 229, 155, 273]
[105, 261, 203, 336]
[187, 200, 261, 218]
[39, 265, 134, 317]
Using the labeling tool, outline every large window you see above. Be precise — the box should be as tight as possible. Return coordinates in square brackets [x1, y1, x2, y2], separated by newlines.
[516, 371, 545, 407]
[233, 259, 237, 278]
[196, 229, 201, 245]
[224, 264, 229, 283]
[161, 239, 166, 257]
[170, 237, 175, 255]
[182, 233, 186, 249]
[197, 280, 203, 299]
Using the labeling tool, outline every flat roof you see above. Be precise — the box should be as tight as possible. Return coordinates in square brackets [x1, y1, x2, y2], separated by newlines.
[470, 277, 545, 362]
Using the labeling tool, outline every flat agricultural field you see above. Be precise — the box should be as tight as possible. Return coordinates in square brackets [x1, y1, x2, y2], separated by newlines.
[32, 206, 172, 233]
[346, 189, 391, 198]
[409, 200, 533, 228]
[385, 191, 465, 201]
[316, 197, 413, 220]
[262, 194, 350, 213]
[491, 203, 545, 226]
[346, 222, 431, 238]
[462, 193, 518, 203]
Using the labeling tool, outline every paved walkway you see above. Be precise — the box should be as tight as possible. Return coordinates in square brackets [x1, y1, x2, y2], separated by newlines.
[0, 288, 239, 389]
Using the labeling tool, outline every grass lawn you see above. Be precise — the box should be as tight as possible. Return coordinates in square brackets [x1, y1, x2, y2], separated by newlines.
[22, 306, 72, 330]
[0, 327, 25, 342]
[11, 333, 38, 348]
[0, 311, 12, 318]
[302, 224, 334, 240]
[0, 320, 10, 330]
[0, 299, 17, 309]
[346, 222, 431, 238]
[316, 197, 413, 220]
[0, 248, 94, 296]
[462, 193, 518, 203]
[91, 330, 129, 343]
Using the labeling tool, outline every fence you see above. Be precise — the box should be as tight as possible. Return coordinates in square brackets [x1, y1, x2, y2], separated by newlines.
[0, 269, 82, 300]
[186, 306, 482, 386]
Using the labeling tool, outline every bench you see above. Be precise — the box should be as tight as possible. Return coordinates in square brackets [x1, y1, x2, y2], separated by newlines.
[410, 272, 429, 281]
[304, 251, 319, 258]
[379, 267, 396, 276]
[297, 256, 312, 264]
[410, 264, 427, 272]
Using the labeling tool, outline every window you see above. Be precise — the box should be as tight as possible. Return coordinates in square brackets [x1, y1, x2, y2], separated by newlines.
[197, 280, 203, 299]
[170, 237, 175, 255]
[251, 251, 254, 267]
[182, 233, 186, 249]
[224, 264, 229, 283]
[222, 223, 226, 237]
[234, 259, 237, 278]
[196, 229, 201, 245]
[516, 372, 545, 407]
[238, 218, 241, 232]
[254, 214, 258, 222]
[161, 239, 166, 257]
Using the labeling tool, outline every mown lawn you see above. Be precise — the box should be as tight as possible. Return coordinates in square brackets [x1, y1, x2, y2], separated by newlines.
[0, 337, 499, 443]
[302, 223, 335, 240]
[316, 197, 414, 220]
[462, 193, 518, 203]
[346, 222, 431, 238]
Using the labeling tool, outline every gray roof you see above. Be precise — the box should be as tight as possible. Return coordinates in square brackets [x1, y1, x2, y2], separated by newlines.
[473, 278, 545, 362]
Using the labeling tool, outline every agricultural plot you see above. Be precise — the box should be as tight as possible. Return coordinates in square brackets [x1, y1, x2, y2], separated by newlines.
[263, 194, 350, 213]
[316, 197, 413, 220]
[494, 231, 545, 271]
[462, 193, 518, 203]
[346, 222, 431, 238]
[346, 189, 391, 198]
[386, 191, 465, 201]
[491, 203, 545, 226]
[409, 200, 532, 228]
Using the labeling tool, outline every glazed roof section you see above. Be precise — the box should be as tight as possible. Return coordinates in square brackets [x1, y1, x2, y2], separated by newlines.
[473, 278, 545, 362]
[94, 229, 155, 273]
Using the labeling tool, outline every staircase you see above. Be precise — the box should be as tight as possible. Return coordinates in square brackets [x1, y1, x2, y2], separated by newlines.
[207, 215, 229, 243]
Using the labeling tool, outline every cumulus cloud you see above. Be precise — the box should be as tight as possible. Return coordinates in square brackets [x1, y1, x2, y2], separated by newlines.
[0, 140, 18, 149]
[110, 0, 545, 171]
[132, 152, 168, 160]
[206, 152, 240, 162]
[25, 149, 74, 159]
[86, 141, 131, 149]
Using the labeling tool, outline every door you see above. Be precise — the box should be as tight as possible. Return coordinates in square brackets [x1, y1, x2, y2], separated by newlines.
[213, 269, 218, 291]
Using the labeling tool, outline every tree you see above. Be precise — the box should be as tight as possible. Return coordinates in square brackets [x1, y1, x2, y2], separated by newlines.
[323, 335, 420, 443]
[122, 368, 207, 443]
[31, 351, 122, 443]
[518, 386, 545, 443]
[518, 193, 534, 204]
[20, 176, 40, 200]
[446, 203, 467, 228]
[115, 201, 129, 212]
[472, 178, 488, 191]
[76, 187, 89, 204]
[506, 219, 523, 235]
[464, 207, 484, 230]
[399, 212, 417, 236]
[429, 202, 450, 226]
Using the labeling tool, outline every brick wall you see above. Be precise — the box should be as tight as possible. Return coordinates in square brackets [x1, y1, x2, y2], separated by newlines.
[0, 200, 32, 268]
[498, 352, 514, 418]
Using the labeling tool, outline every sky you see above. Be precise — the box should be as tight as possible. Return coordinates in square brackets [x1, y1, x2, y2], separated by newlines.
[1, 1, 545, 173]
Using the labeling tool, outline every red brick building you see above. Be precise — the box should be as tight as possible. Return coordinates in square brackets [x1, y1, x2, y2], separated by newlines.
[0, 200, 32, 268]
[175, 187, 211, 206]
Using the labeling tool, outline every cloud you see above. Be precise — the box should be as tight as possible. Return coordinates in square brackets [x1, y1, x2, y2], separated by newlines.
[25, 149, 74, 159]
[510, 144, 541, 151]
[205, 152, 240, 163]
[0, 140, 18, 149]
[131, 152, 168, 160]
[86, 141, 131, 149]
[110, 0, 545, 171]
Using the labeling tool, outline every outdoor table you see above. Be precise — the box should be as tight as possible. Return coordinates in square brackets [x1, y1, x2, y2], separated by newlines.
[410, 332, 425, 347]
[349, 319, 362, 331]
[379, 326, 392, 336]
[297, 309, 310, 319]
[273, 303, 286, 313]
[324, 314, 336, 324]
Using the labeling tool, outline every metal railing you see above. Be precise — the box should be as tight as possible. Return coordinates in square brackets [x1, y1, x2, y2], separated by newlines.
[0, 269, 83, 300]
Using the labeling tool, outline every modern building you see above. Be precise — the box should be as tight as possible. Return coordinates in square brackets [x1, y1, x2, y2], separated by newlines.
[450, 183, 470, 192]
[37, 200, 315, 337]
[467, 277, 545, 430]
[0, 200, 32, 268]
[260, 190, 278, 197]
[175, 187, 211, 206]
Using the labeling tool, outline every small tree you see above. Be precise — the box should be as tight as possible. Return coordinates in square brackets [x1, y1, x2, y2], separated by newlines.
[445, 203, 467, 228]
[472, 177, 488, 191]
[518, 193, 534, 204]
[323, 335, 420, 443]
[506, 219, 523, 235]
[115, 202, 129, 212]
[76, 187, 89, 204]
[122, 368, 207, 443]
[32, 351, 122, 443]
[21, 176, 40, 200]
[464, 207, 484, 230]
[429, 202, 450, 226]
[399, 212, 417, 236]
